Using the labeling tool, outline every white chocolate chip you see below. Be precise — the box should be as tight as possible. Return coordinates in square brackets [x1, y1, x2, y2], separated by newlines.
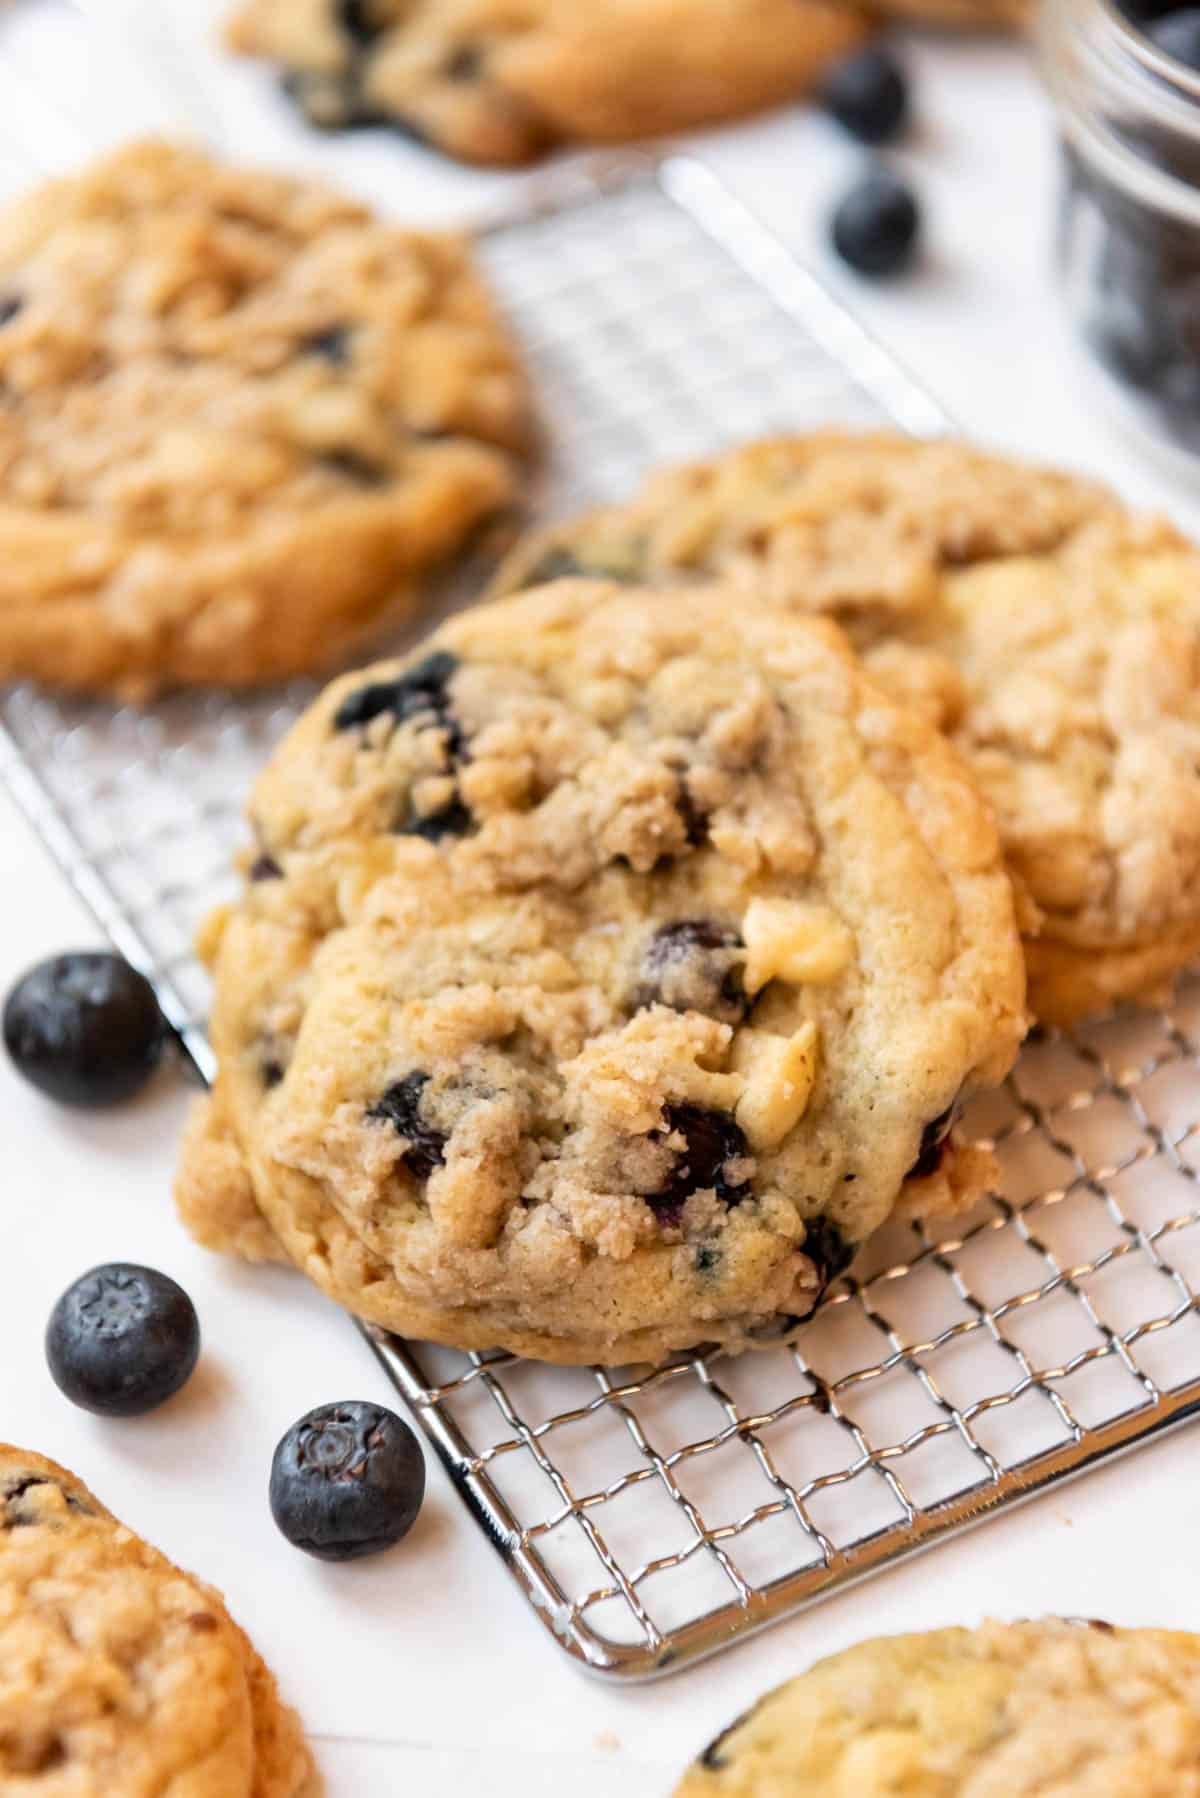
[741, 898, 853, 994]
[732, 1022, 819, 1151]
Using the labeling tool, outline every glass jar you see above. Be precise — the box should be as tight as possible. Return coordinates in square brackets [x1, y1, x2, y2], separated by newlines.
[1042, 0, 1200, 464]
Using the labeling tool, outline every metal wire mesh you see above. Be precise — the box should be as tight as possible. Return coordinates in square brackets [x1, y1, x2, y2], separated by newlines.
[5, 154, 1200, 1683]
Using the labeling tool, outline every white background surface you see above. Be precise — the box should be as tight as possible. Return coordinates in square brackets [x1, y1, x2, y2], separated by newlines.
[3, 6, 1200, 1794]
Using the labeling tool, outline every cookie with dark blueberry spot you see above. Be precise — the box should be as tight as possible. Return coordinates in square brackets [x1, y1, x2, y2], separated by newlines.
[227, 0, 866, 165]
[176, 578, 1024, 1364]
[676, 1620, 1200, 1795]
[0, 1444, 314, 1795]
[0, 139, 530, 699]
[495, 430, 1200, 1026]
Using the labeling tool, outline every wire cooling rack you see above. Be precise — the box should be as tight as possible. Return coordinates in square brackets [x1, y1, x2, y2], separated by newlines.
[5, 152, 1200, 1683]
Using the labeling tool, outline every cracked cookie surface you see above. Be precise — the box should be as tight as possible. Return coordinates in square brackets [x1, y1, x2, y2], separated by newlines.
[676, 1618, 1200, 1796]
[0, 1444, 315, 1796]
[176, 578, 1024, 1364]
[0, 139, 530, 698]
[496, 431, 1200, 1025]
[227, 0, 866, 163]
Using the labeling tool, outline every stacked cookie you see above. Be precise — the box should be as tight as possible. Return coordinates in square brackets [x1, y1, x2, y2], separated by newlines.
[171, 430, 1200, 1365]
[0, 1446, 314, 1795]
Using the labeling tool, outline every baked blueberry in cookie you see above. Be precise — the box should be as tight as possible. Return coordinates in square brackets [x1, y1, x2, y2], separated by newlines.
[495, 431, 1200, 1025]
[175, 579, 1024, 1363]
[676, 1620, 1200, 1794]
[0, 139, 530, 697]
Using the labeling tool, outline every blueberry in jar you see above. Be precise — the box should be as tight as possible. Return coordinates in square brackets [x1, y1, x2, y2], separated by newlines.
[830, 169, 921, 277]
[270, 1401, 426, 1561]
[46, 1264, 200, 1416]
[4, 951, 165, 1107]
[1147, 8, 1200, 68]
[821, 46, 909, 145]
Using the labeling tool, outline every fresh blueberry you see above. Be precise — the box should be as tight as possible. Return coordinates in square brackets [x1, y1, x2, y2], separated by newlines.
[822, 46, 908, 145]
[367, 1071, 447, 1179]
[646, 1105, 751, 1227]
[270, 1401, 425, 1561]
[46, 1264, 200, 1417]
[830, 169, 921, 277]
[1148, 7, 1200, 66]
[4, 952, 166, 1107]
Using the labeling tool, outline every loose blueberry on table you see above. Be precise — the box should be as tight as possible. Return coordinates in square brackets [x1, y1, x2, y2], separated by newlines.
[821, 45, 909, 146]
[831, 169, 921, 277]
[270, 1401, 426, 1561]
[3, 951, 166, 1107]
[46, 1264, 200, 1417]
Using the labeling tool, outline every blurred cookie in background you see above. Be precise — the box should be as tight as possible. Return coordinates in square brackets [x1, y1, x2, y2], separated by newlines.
[228, 0, 868, 162]
[497, 432, 1200, 1025]
[0, 139, 532, 699]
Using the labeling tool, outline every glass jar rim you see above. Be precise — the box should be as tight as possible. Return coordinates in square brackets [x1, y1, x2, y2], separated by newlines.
[1041, 0, 1200, 223]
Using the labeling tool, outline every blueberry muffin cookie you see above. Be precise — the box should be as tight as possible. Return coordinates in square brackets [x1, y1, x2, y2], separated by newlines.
[176, 579, 1024, 1364]
[0, 1444, 315, 1795]
[0, 139, 530, 699]
[228, 0, 866, 163]
[496, 432, 1200, 1026]
[677, 1618, 1200, 1795]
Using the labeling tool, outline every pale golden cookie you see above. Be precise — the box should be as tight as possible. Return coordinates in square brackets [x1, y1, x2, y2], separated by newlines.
[0, 139, 530, 699]
[176, 579, 1024, 1364]
[228, 0, 866, 163]
[496, 431, 1200, 1026]
[677, 1619, 1200, 1796]
[0, 1445, 315, 1796]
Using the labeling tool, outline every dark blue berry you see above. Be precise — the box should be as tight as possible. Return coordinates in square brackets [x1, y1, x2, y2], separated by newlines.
[321, 449, 385, 486]
[634, 920, 746, 1024]
[907, 1105, 956, 1179]
[398, 795, 474, 842]
[4, 952, 165, 1107]
[822, 46, 908, 146]
[1148, 7, 1200, 66]
[337, 0, 380, 45]
[831, 170, 920, 278]
[0, 294, 22, 327]
[249, 852, 283, 881]
[333, 651, 460, 737]
[46, 1264, 199, 1417]
[647, 1105, 751, 1227]
[301, 324, 353, 365]
[270, 1401, 425, 1561]
[367, 1071, 447, 1179]
[803, 1219, 855, 1293]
